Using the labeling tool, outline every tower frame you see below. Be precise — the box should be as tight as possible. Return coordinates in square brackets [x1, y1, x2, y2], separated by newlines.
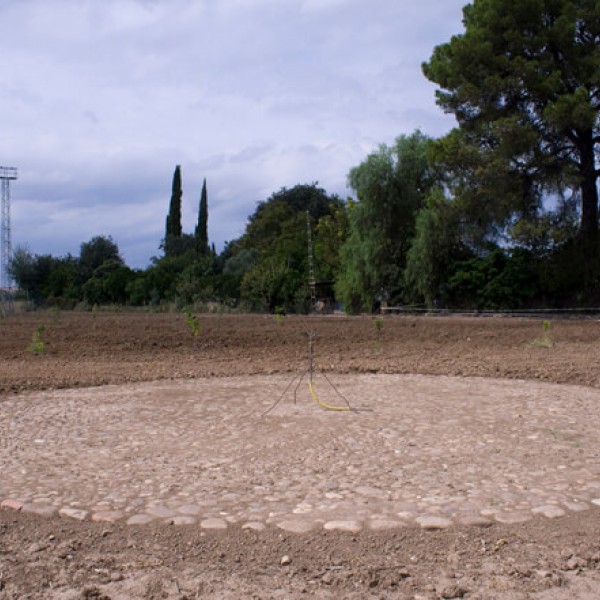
[0, 166, 17, 293]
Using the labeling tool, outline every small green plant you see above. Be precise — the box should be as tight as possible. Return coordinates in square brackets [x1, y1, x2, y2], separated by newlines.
[374, 318, 383, 335]
[533, 319, 553, 348]
[28, 325, 46, 355]
[273, 306, 285, 325]
[185, 311, 201, 349]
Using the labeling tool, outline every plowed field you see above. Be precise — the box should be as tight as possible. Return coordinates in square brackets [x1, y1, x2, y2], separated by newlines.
[1, 311, 600, 599]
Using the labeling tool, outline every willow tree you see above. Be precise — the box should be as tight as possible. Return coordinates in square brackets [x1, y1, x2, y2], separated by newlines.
[336, 131, 437, 312]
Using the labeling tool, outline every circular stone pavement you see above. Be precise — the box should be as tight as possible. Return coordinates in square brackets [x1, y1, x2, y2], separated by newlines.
[1, 373, 600, 532]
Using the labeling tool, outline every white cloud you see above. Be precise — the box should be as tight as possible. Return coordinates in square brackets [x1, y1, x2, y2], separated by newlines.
[0, 0, 466, 267]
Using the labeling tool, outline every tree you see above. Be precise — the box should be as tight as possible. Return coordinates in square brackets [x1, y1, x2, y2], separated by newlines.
[82, 260, 135, 305]
[336, 131, 438, 312]
[232, 183, 344, 311]
[423, 0, 600, 285]
[195, 178, 209, 255]
[79, 236, 122, 277]
[9, 248, 81, 306]
[313, 202, 349, 282]
[165, 165, 183, 242]
[404, 189, 467, 307]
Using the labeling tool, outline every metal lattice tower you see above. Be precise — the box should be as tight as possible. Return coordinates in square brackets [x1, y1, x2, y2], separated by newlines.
[1, 166, 17, 293]
[306, 211, 316, 312]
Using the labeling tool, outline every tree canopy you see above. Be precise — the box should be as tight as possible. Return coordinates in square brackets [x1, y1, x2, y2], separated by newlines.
[9, 1, 600, 312]
[165, 164, 183, 242]
[336, 131, 438, 311]
[423, 0, 600, 285]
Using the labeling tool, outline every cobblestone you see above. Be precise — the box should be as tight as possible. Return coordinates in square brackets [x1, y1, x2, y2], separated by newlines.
[2, 374, 600, 532]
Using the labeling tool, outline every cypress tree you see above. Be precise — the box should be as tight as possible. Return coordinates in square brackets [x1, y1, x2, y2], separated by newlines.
[165, 165, 183, 240]
[195, 178, 209, 255]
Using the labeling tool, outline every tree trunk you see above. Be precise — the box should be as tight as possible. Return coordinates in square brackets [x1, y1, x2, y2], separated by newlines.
[578, 130, 599, 290]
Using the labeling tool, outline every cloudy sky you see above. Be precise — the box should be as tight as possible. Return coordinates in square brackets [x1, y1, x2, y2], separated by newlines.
[1, 0, 466, 268]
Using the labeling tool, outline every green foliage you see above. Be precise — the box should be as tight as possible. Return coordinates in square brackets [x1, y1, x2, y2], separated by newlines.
[404, 190, 466, 307]
[233, 183, 343, 312]
[82, 260, 135, 305]
[196, 178, 209, 255]
[313, 203, 349, 282]
[79, 236, 122, 277]
[423, 0, 600, 280]
[337, 131, 439, 312]
[223, 248, 258, 277]
[162, 233, 197, 258]
[185, 311, 201, 337]
[447, 248, 540, 310]
[533, 320, 553, 348]
[165, 164, 183, 242]
[273, 309, 285, 325]
[28, 325, 46, 355]
[374, 318, 383, 334]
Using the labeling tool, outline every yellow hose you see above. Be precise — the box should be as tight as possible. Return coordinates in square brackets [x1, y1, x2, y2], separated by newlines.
[308, 379, 352, 411]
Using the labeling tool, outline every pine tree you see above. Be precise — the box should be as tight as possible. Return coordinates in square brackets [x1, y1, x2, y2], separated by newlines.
[195, 178, 209, 255]
[165, 165, 183, 240]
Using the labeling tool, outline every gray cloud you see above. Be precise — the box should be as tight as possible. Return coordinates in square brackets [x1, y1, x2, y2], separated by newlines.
[1, 0, 466, 267]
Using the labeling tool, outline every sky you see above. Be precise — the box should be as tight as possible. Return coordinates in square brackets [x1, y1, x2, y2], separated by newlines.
[1, 0, 467, 269]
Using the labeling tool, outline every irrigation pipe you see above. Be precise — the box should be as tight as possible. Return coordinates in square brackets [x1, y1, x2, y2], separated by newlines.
[308, 377, 352, 412]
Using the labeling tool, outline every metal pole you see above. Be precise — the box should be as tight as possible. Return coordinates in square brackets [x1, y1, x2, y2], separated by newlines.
[307, 331, 315, 382]
[306, 211, 316, 313]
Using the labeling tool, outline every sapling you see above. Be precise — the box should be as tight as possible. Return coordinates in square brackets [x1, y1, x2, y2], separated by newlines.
[185, 311, 201, 350]
[374, 318, 383, 335]
[28, 325, 46, 355]
[273, 306, 285, 325]
[533, 319, 553, 348]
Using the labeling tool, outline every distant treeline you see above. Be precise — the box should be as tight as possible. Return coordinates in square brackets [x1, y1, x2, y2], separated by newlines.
[9, 0, 600, 311]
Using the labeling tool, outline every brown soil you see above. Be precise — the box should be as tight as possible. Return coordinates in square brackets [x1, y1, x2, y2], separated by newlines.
[1, 311, 600, 599]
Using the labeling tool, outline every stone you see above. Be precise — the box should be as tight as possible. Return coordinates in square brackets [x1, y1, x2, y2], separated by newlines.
[200, 518, 227, 530]
[169, 515, 196, 525]
[532, 505, 565, 519]
[563, 501, 589, 512]
[369, 519, 406, 530]
[27, 542, 45, 554]
[416, 516, 453, 530]
[126, 514, 155, 525]
[146, 505, 176, 518]
[92, 510, 124, 523]
[355, 486, 388, 499]
[1, 499, 23, 511]
[277, 520, 315, 534]
[59, 507, 88, 521]
[242, 521, 266, 531]
[323, 520, 362, 533]
[567, 557, 583, 571]
[176, 504, 201, 515]
[494, 511, 532, 524]
[458, 515, 492, 528]
[280, 555, 292, 566]
[22, 504, 58, 517]
[437, 580, 468, 598]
